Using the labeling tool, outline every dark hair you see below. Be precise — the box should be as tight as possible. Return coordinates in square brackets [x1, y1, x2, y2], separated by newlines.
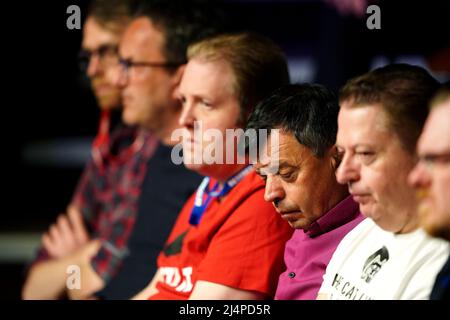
[135, 0, 227, 66]
[87, 0, 137, 33]
[340, 63, 439, 153]
[188, 32, 290, 123]
[245, 83, 339, 158]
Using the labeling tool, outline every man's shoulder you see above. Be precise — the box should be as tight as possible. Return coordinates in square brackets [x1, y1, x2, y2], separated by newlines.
[410, 229, 450, 258]
[332, 219, 382, 257]
[344, 218, 379, 241]
[231, 170, 265, 197]
[225, 171, 276, 217]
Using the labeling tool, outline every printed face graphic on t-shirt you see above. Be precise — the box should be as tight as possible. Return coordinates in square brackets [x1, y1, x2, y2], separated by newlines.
[361, 246, 389, 283]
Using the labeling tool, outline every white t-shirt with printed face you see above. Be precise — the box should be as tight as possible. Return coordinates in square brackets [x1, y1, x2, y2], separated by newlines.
[318, 219, 450, 300]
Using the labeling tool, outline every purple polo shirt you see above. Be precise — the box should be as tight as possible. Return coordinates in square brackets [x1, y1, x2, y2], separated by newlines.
[275, 195, 364, 300]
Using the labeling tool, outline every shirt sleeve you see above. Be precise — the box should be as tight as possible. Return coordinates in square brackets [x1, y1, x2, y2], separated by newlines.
[90, 209, 136, 283]
[27, 159, 98, 270]
[70, 157, 99, 227]
[195, 188, 292, 298]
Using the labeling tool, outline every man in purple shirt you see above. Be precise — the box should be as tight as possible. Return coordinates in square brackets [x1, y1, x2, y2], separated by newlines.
[246, 84, 364, 299]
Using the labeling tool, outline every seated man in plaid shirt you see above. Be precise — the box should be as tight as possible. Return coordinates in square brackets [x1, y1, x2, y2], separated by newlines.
[22, 0, 218, 299]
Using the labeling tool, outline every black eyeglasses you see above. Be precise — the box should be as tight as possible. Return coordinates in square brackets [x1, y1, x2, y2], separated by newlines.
[118, 57, 184, 76]
[78, 44, 119, 72]
[419, 153, 450, 170]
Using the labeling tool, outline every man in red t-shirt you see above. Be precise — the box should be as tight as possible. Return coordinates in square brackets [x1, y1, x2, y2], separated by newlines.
[135, 33, 293, 300]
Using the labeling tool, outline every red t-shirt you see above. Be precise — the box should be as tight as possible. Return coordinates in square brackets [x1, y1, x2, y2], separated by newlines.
[149, 170, 293, 299]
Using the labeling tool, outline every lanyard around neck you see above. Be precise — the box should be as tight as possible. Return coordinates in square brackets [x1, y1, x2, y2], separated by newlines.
[189, 166, 253, 226]
[92, 110, 146, 172]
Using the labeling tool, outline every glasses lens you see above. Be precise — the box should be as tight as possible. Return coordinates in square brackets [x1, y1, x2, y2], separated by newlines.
[98, 46, 119, 67]
[117, 58, 130, 75]
[78, 45, 119, 73]
[78, 51, 91, 72]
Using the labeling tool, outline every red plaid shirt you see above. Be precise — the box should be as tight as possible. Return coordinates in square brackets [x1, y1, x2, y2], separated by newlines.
[33, 116, 158, 283]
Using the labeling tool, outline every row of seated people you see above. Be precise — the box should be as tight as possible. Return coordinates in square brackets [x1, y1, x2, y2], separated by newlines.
[22, 0, 450, 300]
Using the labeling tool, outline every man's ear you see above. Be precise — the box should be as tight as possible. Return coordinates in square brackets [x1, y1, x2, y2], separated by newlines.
[171, 64, 186, 100]
[172, 64, 186, 86]
[172, 64, 186, 99]
[329, 145, 342, 171]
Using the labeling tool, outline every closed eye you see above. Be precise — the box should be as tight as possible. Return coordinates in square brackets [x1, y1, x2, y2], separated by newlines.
[279, 171, 295, 182]
[356, 151, 376, 164]
[255, 170, 267, 183]
[201, 100, 212, 108]
[356, 151, 374, 157]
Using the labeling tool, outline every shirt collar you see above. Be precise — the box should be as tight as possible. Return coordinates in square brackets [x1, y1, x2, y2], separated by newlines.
[305, 195, 360, 238]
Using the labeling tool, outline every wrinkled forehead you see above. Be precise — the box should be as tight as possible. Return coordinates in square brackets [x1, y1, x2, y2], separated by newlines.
[337, 103, 391, 147]
[254, 130, 307, 172]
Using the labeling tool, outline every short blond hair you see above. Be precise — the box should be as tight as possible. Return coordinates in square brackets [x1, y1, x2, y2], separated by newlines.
[187, 32, 290, 122]
[430, 82, 450, 110]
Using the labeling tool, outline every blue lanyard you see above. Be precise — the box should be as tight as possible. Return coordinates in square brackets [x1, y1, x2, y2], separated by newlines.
[189, 166, 253, 226]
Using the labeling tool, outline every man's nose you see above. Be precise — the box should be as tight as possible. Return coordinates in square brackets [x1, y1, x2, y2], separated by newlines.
[86, 54, 101, 78]
[264, 175, 285, 206]
[336, 153, 360, 185]
[408, 162, 431, 189]
[109, 63, 127, 88]
[179, 100, 195, 128]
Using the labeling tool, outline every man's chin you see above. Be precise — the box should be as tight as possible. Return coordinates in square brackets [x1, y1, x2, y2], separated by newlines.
[181, 148, 203, 167]
[97, 99, 121, 109]
[284, 216, 308, 230]
[182, 161, 206, 174]
[121, 108, 139, 126]
[419, 208, 449, 239]
[98, 103, 121, 111]
[358, 202, 375, 218]
[287, 221, 299, 229]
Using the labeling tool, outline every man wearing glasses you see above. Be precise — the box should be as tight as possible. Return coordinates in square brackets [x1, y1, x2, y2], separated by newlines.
[23, 0, 141, 300]
[409, 83, 450, 300]
[95, 0, 224, 299]
[23, 0, 212, 299]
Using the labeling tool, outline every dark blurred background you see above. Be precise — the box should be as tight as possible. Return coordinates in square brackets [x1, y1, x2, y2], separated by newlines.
[1, 0, 449, 299]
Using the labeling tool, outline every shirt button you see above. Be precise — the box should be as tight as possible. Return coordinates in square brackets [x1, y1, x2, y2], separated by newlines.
[288, 272, 296, 278]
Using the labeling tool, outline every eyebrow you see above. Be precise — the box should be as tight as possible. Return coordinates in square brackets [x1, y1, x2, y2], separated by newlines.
[278, 161, 296, 169]
[255, 161, 294, 175]
[338, 143, 378, 151]
[419, 151, 450, 159]
[82, 42, 118, 52]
